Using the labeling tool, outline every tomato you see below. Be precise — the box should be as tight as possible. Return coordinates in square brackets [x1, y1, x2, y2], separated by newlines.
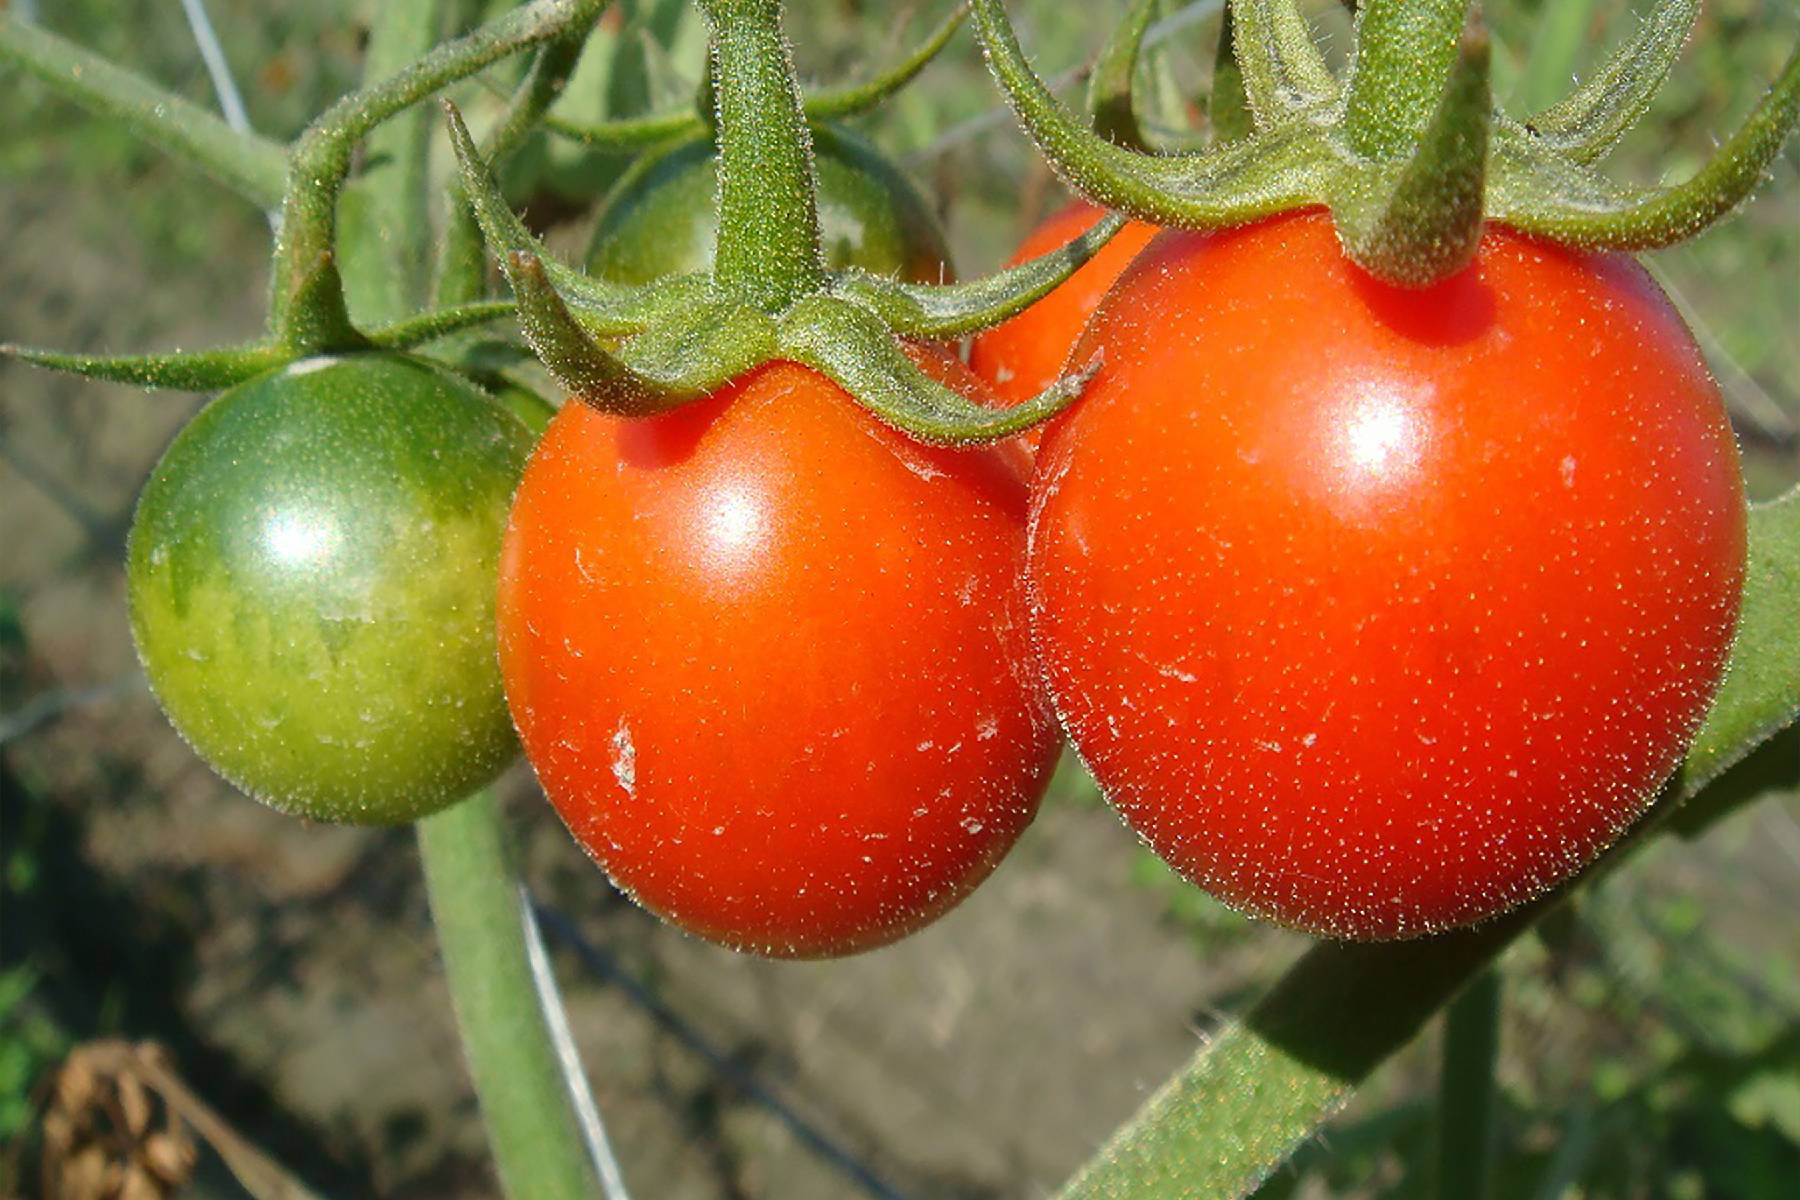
[969, 199, 1159, 407]
[1028, 212, 1746, 940]
[498, 350, 1056, 957]
[586, 122, 954, 285]
[128, 353, 534, 824]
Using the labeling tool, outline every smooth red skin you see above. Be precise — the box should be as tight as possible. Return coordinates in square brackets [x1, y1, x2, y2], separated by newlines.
[499, 355, 1058, 958]
[969, 200, 1161, 407]
[1029, 212, 1746, 941]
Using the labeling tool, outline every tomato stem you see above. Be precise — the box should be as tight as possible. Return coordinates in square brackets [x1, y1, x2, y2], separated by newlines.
[339, 0, 446, 326]
[1431, 969, 1501, 1200]
[694, 0, 828, 311]
[418, 792, 611, 1200]
[271, 0, 609, 355]
[1341, 0, 1471, 161]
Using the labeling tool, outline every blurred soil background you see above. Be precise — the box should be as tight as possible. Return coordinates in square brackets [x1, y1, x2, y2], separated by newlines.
[2, 1, 1798, 1197]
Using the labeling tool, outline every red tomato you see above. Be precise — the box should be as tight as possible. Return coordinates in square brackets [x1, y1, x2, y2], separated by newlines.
[1029, 212, 1745, 940]
[969, 200, 1160, 408]
[498, 351, 1057, 958]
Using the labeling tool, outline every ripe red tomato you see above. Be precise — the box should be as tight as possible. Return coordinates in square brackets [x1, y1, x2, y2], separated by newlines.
[969, 200, 1159, 408]
[1029, 212, 1746, 940]
[498, 351, 1057, 957]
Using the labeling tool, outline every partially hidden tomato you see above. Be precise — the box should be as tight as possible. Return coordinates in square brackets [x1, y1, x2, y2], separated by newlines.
[587, 122, 954, 286]
[1028, 212, 1746, 940]
[499, 350, 1057, 957]
[969, 199, 1159, 407]
[128, 353, 534, 824]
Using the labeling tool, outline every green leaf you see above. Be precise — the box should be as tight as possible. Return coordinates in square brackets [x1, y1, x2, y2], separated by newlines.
[1676, 489, 1800, 792]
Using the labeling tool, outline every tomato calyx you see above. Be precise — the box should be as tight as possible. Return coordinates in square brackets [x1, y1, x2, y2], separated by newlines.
[972, 0, 1800, 288]
[443, 0, 1124, 446]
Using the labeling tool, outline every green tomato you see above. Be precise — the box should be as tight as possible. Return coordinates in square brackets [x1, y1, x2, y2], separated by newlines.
[586, 122, 954, 285]
[127, 353, 533, 824]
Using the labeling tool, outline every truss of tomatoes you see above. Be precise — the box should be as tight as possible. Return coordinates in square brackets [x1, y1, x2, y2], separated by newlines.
[496, 208, 1744, 956]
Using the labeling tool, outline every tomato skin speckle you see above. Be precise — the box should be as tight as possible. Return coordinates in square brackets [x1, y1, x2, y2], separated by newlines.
[499, 352, 1057, 958]
[1027, 212, 1746, 940]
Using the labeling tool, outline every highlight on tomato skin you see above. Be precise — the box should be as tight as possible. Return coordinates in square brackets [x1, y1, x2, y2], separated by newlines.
[497, 351, 1058, 959]
[969, 199, 1160, 410]
[1026, 211, 1748, 942]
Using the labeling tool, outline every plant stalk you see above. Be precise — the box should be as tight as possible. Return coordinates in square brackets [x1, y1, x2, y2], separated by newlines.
[270, 0, 609, 353]
[1432, 969, 1501, 1200]
[695, 0, 828, 311]
[341, 0, 446, 324]
[418, 792, 605, 1200]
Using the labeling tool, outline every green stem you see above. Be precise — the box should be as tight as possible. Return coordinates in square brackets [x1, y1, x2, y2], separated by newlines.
[0, 14, 287, 208]
[418, 793, 605, 1200]
[271, 0, 608, 353]
[1342, 0, 1469, 159]
[695, 0, 827, 311]
[341, 0, 446, 324]
[1432, 969, 1501, 1200]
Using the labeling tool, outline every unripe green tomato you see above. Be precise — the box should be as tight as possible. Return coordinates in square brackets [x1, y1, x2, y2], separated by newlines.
[586, 122, 953, 284]
[127, 353, 534, 824]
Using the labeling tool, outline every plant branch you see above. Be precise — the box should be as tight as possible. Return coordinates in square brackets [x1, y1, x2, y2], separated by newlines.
[1431, 970, 1501, 1200]
[0, 14, 286, 208]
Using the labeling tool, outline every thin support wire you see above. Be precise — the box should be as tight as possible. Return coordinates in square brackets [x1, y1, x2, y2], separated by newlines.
[520, 886, 634, 1200]
[176, 0, 280, 229]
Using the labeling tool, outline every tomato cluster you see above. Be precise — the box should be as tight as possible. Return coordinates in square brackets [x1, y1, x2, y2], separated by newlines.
[115, 17, 1748, 958]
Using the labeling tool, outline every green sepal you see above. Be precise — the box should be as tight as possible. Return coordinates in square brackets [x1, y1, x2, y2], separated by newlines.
[612, 297, 778, 398]
[1051, 490, 1800, 1200]
[1330, 17, 1491, 287]
[1495, 43, 1800, 251]
[1341, 0, 1471, 161]
[444, 100, 673, 335]
[368, 301, 519, 349]
[777, 296, 1094, 445]
[1525, 0, 1699, 165]
[1087, 0, 1160, 152]
[503, 251, 697, 415]
[0, 342, 285, 392]
[830, 213, 1127, 338]
[436, 30, 596, 308]
[1230, 0, 1340, 126]
[544, 1, 967, 150]
[969, 0, 1329, 225]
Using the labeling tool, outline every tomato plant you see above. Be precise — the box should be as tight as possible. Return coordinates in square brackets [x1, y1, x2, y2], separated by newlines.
[1028, 212, 1747, 939]
[128, 353, 535, 824]
[969, 199, 1158, 407]
[586, 122, 954, 285]
[497, 352, 1057, 957]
